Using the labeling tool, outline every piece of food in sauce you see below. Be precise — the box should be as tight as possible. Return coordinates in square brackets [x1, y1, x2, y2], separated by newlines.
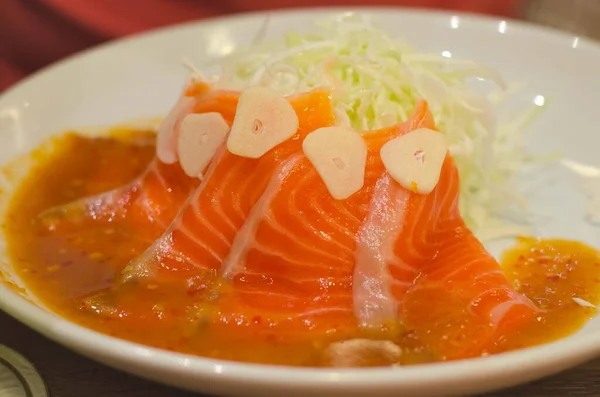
[400, 220, 540, 359]
[27, 72, 540, 361]
[119, 88, 335, 290]
[207, 102, 438, 340]
[8, 130, 598, 365]
[324, 339, 402, 367]
[72, 85, 536, 358]
[36, 83, 237, 238]
[352, 113, 538, 358]
[37, 157, 195, 237]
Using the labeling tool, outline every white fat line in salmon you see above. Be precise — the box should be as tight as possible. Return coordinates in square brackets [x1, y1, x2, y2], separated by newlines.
[353, 174, 413, 329]
[221, 155, 304, 278]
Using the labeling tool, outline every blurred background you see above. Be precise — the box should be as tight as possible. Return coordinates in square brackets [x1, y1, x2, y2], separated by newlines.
[1, 0, 599, 93]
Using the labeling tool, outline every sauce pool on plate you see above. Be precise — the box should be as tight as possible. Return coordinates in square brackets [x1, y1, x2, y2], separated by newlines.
[3, 130, 600, 367]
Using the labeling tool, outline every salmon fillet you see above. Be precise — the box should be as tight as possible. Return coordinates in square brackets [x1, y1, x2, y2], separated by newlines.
[354, 137, 539, 358]
[37, 83, 238, 239]
[68, 82, 539, 358]
[121, 89, 337, 292]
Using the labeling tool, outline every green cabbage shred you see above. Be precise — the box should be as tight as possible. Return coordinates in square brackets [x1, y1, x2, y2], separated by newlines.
[204, 14, 546, 241]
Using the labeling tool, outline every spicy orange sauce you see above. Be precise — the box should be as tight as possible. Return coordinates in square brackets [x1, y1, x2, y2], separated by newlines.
[3, 130, 600, 367]
[498, 237, 600, 352]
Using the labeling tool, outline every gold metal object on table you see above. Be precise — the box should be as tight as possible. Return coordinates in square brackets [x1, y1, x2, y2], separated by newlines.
[0, 345, 48, 397]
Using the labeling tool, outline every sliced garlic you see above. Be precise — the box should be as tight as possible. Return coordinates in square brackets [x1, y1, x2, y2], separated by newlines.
[177, 112, 230, 178]
[156, 96, 195, 164]
[156, 78, 201, 164]
[380, 128, 448, 195]
[302, 126, 367, 200]
[226, 86, 299, 158]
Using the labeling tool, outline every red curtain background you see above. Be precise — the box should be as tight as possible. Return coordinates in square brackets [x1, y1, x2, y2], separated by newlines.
[0, 0, 522, 92]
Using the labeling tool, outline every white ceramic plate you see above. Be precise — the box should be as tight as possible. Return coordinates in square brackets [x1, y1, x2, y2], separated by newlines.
[1, 7, 600, 397]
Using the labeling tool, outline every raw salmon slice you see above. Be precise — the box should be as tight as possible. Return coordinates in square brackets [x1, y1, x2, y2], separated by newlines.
[124, 102, 436, 341]
[67, 75, 537, 357]
[401, 224, 539, 360]
[353, 154, 462, 327]
[397, 158, 538, 359]
[353, 103, 438, 329]
[121, 89, 337, 291]
[354, 138, 539, 358]
[38, 158, 196, 236]
[37, 84, 237, 239]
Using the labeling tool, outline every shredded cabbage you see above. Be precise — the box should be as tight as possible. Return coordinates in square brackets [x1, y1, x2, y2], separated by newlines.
[202, 14, 546, 241]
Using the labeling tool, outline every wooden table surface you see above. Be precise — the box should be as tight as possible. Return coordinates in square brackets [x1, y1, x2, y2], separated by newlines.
[1, 310, 599, 397]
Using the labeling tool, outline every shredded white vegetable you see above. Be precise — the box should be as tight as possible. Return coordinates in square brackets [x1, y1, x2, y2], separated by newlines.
[200, 14, 547, 240]
[573, 297, 597, 309]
